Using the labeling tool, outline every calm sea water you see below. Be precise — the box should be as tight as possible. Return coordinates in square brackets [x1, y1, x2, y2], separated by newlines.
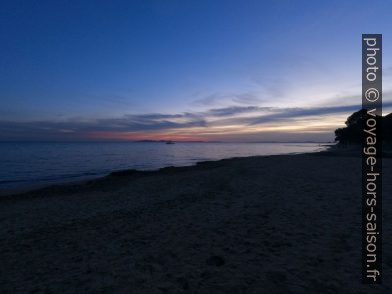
[0, 142, 331, 189]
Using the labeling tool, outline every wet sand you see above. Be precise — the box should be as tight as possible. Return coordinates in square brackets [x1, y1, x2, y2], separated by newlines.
[0, 153, 391, 293]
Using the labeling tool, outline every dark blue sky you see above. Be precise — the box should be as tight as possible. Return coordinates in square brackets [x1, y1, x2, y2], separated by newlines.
[0, 0, 391, 141]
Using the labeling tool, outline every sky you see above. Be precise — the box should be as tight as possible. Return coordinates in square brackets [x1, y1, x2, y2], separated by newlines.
[1, 0, 391, 142]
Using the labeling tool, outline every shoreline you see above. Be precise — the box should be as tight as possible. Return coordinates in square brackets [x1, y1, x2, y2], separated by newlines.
[0, 150, 332, 198]
[1, 152, 391, 292]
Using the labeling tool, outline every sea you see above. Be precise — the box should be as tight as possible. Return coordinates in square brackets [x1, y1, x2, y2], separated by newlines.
[0, 142, 332, 189]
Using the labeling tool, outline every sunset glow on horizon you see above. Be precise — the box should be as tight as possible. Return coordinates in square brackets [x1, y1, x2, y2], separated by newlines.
[1, 1, 392, 142]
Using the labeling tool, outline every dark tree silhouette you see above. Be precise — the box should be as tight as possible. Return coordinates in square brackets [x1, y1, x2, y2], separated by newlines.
[335, 109, 391, 145]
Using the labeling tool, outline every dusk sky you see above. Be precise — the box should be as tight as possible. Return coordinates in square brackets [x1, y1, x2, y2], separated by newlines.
[1, 0, 391, 142]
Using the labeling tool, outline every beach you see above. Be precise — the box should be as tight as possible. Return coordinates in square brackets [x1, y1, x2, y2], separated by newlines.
[0, 153, 391, 293]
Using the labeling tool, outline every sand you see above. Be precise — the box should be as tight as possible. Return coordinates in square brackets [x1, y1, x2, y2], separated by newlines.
[0, 153, 391, 293]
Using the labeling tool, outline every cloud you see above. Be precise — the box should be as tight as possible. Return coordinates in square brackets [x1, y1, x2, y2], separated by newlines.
[246, 104, 365, 125]
[206, 106, 269, 117]
[0, 112, 206, 140]
[192, 93, 225, 106]
[232, 93, 262, 105]
[1, 101, 391, 141]
[93, 113, 206, 131]
[214, 102, 392, 126]
[192, 92, 263, 107]
[250, 77, 290, 99]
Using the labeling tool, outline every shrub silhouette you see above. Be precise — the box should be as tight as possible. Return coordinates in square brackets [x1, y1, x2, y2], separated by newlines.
[335, 109, 391, 145]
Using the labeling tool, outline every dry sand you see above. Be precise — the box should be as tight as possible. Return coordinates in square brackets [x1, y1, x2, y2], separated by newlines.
[0, 153, 391, 293]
